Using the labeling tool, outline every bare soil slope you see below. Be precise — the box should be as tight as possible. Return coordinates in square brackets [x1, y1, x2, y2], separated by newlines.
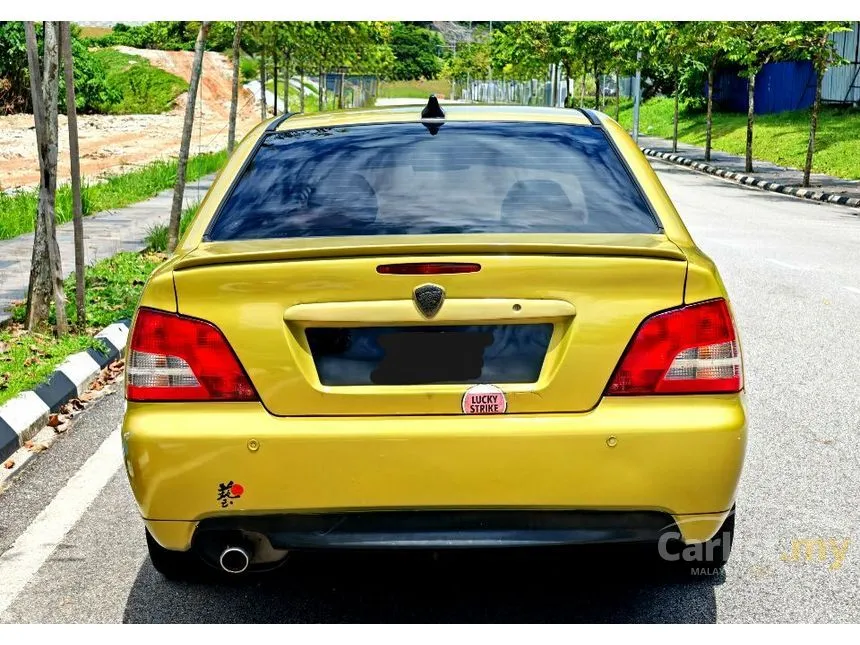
[0, 47, 260, 191]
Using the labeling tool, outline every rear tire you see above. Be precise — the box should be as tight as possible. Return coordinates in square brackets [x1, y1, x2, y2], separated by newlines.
[145, 528, 204, 581]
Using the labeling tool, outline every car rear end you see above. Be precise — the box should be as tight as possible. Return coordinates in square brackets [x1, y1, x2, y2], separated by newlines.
[121, 105, 746, 573]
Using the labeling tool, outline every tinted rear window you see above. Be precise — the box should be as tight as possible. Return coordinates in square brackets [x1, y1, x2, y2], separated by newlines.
[208, 121, 659, 241]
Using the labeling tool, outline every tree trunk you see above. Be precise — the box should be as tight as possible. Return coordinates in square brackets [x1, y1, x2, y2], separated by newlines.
[167, 22, 210, 254]
[227, 21, 242, 154]
[594, 64, 601, 110]
[272, 53, 278, 116]
[299, 68, 305, 112]
[61, 22, 85, 331]
[283, 51, 290, 112]
[24, 21, 66, 334]
[614, 70, 620, 122]
[318, 69, 326, 111]
[579, 73, 586, 107]
[259, 48, 267, 119]
[705, 65, 714, 162]
[564, 64, 572, 108]
[803, 66, 823, 188]
[745, 71, 756, 173]
[672, 69, 679, 153]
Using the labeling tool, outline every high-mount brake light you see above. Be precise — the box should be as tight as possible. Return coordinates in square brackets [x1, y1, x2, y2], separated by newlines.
[377, 262, 481, 275]
[126, 308, 258, 402]
[606, 298, 742, 395]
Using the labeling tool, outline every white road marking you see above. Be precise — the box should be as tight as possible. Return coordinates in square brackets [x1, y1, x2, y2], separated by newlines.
[844, 286, 860, 295]
[767, 258, 806, 271]
[0, 426, 122, 616]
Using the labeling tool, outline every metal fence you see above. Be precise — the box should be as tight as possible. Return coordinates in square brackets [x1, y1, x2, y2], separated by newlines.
[456, 74, 625, 108]
[319, 73, 378, 109]
[822, 21, 860, 105]
[456, 79, 567, 106]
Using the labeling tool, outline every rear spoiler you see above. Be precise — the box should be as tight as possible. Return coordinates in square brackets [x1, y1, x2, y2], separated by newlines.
[173, 234, 686, 270]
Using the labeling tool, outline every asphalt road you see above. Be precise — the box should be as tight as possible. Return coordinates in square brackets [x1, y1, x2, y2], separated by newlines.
[1, 160, 858, 623]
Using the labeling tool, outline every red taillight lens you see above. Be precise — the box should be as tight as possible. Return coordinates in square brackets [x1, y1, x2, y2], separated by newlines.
[377, 262, 481, 275]
[606, 298, 743, 395]
[126, 308, 258, 402]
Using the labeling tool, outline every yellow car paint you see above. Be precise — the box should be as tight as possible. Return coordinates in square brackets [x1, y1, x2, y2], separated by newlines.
[126, 394, 745, 550]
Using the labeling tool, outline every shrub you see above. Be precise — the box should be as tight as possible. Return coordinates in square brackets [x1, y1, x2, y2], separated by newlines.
[240, 56, 259, 82]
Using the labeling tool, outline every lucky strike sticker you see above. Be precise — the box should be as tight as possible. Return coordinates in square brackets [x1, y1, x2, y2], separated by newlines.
[462, 384, 507, 415]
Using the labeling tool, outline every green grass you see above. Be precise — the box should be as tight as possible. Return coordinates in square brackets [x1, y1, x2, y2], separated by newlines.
[616, 97, 860, 181]
[264, 79, 321, 113]
[91, 48, 188, 114]
[0, 329, 101, 407]
[0, 150, 227, 241]
[377, 79, 452, 99]
[1, 250, 164, 405]
[144, 201, 200, 252]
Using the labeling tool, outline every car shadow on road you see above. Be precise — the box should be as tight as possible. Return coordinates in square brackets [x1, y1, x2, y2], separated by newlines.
[122, 544, 722, 623]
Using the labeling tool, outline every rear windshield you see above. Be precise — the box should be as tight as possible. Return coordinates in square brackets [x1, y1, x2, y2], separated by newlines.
[207, 121, 659, 241]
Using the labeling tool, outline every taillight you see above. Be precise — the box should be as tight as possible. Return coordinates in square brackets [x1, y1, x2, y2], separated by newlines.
[606, 298, 742, 395]
[126, 308, 258, 402]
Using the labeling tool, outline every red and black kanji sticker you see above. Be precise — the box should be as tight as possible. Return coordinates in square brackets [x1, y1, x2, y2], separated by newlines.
[217, 481, 244, 508]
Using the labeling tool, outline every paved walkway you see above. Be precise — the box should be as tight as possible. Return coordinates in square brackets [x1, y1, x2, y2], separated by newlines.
[639, 136, 860, 201]
[0, 176, 214, 323]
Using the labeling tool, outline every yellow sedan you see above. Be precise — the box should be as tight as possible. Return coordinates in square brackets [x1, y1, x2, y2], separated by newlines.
[122, 98, 746, 578]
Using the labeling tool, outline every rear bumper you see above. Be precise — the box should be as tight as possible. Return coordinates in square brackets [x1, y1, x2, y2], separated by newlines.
[122, 394, 746, 551]
[193, 509, 680, 549]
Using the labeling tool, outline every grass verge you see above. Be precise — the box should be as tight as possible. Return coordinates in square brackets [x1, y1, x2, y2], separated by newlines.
[377, 79, 452, 99]
[616, 97, 860, 181]
[144, 201, 200, 252]
[0, 150, 227, 241]
[1, 250, 163, 406]
[91, 48, 188, 114]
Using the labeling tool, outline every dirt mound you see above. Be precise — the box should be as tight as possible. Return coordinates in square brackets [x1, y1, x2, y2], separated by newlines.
[0, 47, 261, 192]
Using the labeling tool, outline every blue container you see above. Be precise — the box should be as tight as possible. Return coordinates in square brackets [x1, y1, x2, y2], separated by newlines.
[711, 61, 817, 114]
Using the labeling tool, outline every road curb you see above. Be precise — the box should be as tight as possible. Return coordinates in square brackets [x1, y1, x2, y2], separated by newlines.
[640, 148, 860, 210]
[0, 319, 130, 462]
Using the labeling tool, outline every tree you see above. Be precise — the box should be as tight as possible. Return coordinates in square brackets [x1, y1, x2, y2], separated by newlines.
[167, 21, 210, 254]
[783, 22, 850, 187]
[389, 22, 444, 80]
[23, 21, 67, 333]
[227, 21, 242, 154]
[725, 22, 785, 172]
[686, 22, 730, 161]
[561, 22, 614, 110]
[60, 22, 85, 329]
[491, 22, 553, 82]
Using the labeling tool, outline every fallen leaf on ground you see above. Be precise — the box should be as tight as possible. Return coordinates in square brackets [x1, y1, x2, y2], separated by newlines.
[2, 459, 14, 469]
[47, 413, 60, 427]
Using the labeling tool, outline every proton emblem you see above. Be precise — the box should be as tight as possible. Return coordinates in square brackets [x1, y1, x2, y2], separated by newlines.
[413, 283, 445, 318]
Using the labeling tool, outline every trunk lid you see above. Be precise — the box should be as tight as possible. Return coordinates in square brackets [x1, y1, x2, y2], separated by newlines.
[172, 235, 687, 416]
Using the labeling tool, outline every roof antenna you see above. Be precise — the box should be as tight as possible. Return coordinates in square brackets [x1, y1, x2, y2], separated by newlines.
[421, 94, 445, 120]
[421, 95, 445, 135]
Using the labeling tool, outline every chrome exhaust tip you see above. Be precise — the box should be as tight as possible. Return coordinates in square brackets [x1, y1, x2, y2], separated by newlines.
[219, 546, 250, 574]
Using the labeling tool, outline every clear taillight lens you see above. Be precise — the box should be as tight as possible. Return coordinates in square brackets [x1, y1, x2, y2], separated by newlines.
[126, 308, 258, 402]
[606, 298, 743, 395]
